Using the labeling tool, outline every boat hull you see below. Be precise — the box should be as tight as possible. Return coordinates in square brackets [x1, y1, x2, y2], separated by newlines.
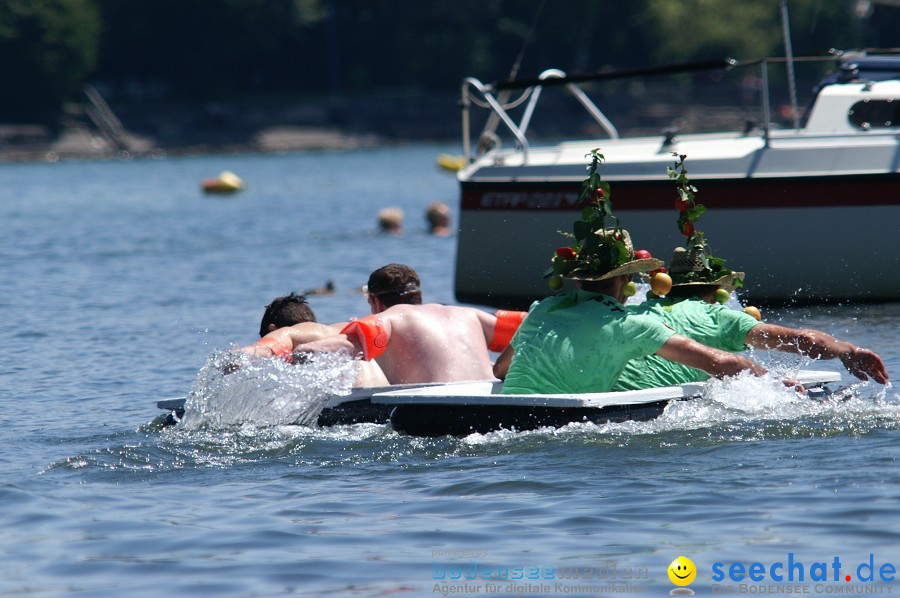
[389, 400, 668, 437]
[456, 172, 900, 308]
[376, 371, 842, 437]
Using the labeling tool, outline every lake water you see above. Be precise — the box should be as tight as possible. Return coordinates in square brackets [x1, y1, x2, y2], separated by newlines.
[1, 146, 898, 597]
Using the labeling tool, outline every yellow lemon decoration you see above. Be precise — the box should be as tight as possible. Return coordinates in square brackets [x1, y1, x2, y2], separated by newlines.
[623, 281, 637, 297]
[668, 556, 696, 586]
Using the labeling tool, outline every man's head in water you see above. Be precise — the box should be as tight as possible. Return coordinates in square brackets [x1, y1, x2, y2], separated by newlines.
[425, 201, 451, 235]
[366, 263, 422, 312]
[377, 208, 404, 234]
[259, 293, 316, 337]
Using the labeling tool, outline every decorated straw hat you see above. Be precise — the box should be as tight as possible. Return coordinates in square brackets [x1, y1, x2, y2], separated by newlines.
[564, 228, 663, 281]
[668, 246, 744, 291]
[544, 148, 662, 286]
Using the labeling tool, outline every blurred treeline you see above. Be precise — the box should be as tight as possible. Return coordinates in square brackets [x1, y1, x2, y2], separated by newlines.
[1, 0, 896, 124]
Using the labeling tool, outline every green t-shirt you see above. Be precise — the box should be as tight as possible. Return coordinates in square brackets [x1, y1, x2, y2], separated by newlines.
[501, 290, 675, 394]
[613, 297, 761, 391]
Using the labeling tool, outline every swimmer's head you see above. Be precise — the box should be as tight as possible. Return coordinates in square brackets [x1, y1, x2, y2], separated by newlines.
[377, 207, 404, 234]
[259, 293, 316, 337]
[425, 201, 451, 233]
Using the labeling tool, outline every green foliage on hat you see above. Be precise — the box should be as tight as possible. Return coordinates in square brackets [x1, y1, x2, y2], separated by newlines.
[668, 153, 743, 288]
[543, 149, 632, 280]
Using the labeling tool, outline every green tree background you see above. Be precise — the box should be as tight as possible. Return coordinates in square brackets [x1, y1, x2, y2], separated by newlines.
[0, 0, 100, 121]
[0, 0, 895, 125]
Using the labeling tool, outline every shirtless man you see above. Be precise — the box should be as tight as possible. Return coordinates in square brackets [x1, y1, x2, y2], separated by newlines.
[291, 264, 524, 384]
[237, 292, 388, 387]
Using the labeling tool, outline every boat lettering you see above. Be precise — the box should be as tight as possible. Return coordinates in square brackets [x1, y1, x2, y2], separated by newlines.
[480, 191, 579, 209]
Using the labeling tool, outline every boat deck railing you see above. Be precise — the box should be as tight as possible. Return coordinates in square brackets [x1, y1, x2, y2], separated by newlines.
[461, 68, 620, 163]
[459, 52, 893, 165]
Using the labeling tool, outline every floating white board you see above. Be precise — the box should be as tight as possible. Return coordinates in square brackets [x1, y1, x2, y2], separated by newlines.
[372, 370, 842, 408]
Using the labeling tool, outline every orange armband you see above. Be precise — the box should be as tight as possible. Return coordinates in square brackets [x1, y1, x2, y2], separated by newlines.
[340, 316, 389, 361]
[254, 336, 293, 361]
[489, 310, 527, 352]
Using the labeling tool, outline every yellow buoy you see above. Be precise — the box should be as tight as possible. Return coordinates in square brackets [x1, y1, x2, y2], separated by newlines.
[436, 154, 466, 172]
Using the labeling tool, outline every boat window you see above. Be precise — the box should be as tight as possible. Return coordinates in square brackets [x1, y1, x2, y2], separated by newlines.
[847, 99, 898, 129]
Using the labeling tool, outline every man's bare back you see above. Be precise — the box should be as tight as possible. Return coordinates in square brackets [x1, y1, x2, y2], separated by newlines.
[289, 264, 513, 385]
[365, 303, 497, 384]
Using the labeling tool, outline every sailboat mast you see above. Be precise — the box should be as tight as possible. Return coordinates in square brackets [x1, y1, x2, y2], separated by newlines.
[780, 0, 800, 130]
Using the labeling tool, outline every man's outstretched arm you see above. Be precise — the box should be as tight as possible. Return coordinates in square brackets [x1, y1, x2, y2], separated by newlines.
[292, 334, 356, 356]
[656, 334, 769, 380]
[237, 322, 341, 359]
[745, 324, 888, 384]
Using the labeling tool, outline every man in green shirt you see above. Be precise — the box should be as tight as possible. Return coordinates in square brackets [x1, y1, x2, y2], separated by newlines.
[613, 246, 889, 391]
[494, 231, 771, 394]
[492, 149, 771, 394]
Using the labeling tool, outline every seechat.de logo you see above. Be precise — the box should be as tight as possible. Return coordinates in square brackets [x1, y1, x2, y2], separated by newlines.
[668, 556, 696, 595]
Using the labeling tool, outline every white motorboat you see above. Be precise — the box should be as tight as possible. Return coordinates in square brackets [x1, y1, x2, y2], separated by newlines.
[454, 51, 900, 309]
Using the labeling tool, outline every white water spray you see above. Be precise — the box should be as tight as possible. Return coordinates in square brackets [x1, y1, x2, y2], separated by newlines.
[178, 349, 358, 429]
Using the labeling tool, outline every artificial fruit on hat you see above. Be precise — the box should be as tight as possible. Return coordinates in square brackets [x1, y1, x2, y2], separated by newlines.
[555, 247, 577, 260]
[743, 305, 762, 321]
[650, 272, 673, 296]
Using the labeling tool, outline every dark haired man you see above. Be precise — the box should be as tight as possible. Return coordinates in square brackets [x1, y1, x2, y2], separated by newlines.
[258, 292, 317, 337]
[364, 263, 422, 309]
[291, 263, 525, 384]
[239, 292, 388, 387]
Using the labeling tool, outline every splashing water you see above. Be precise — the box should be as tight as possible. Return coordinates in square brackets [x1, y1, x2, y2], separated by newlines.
[178, 349, 358, 429]
[459, 371, 898, 447]
[626, 281, 744, 310]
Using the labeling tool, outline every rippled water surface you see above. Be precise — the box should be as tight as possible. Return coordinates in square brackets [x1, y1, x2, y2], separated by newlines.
[1, 147, 898, 597]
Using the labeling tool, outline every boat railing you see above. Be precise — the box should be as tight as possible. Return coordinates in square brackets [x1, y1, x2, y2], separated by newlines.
[461, 68, 619, 163]
[461, 52, 897, 163]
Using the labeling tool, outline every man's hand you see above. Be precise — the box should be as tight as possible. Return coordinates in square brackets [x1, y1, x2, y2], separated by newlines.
[840, 347, 889, 384]
[235, 344, 273, 359]
[221, 351, 250, 375]
[782, 377, 806, 394]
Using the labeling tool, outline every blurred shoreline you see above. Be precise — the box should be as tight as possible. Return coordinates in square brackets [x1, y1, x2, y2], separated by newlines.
[0, 92, 459, 163]
[0, 124, 388, 163]
[0, 85, 764, 164]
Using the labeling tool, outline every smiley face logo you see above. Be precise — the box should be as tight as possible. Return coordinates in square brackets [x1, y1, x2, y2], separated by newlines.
[667, 556, 696, 586]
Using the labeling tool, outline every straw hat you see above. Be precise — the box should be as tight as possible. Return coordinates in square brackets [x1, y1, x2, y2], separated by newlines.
[668, 246, 744, 291]
[544, 148, 663, 285]
[565, 228, 663, 281]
